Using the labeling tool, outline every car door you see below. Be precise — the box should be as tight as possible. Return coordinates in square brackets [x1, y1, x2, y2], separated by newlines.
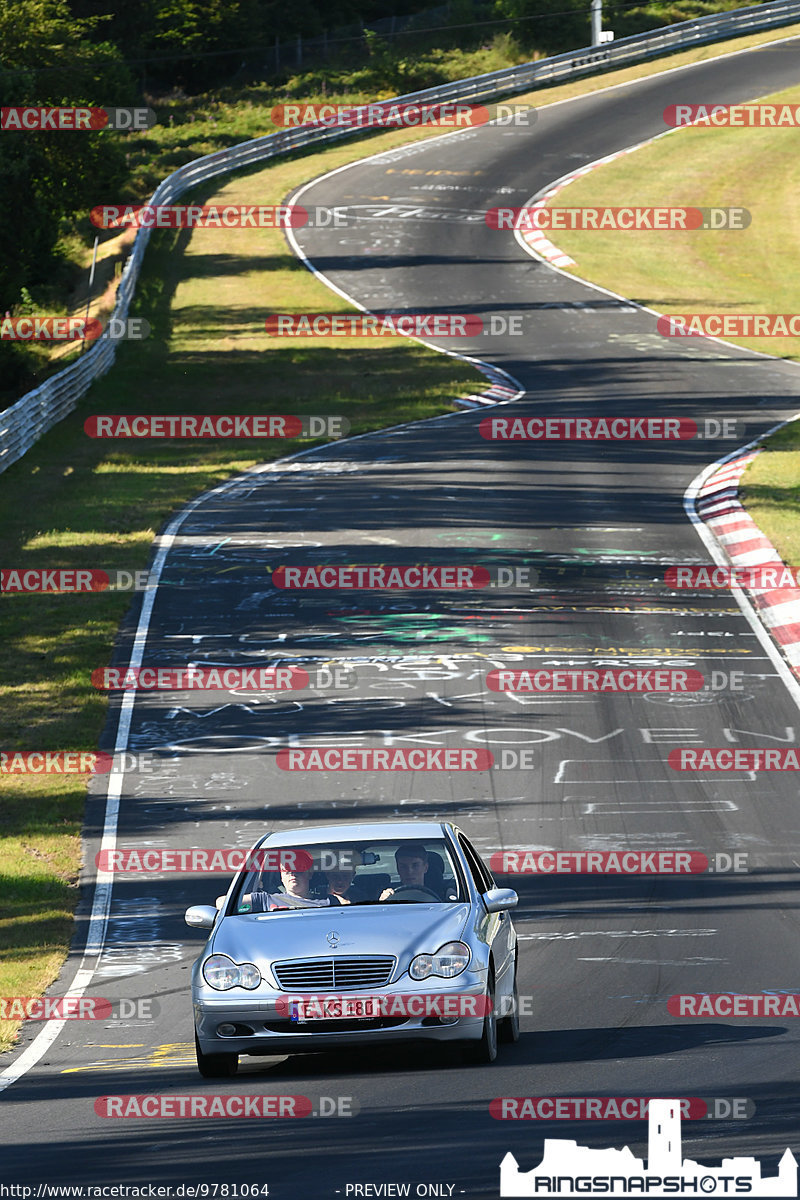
[457, 832, 515, 992]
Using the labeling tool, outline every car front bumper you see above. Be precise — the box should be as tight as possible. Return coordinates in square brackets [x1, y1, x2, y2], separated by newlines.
[193, 974, 488, 1055]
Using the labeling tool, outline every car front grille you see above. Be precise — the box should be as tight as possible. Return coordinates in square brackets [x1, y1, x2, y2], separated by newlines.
[272, 956, 396, 991]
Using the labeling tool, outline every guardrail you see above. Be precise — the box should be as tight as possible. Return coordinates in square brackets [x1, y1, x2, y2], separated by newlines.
[2, 0, 799, 475]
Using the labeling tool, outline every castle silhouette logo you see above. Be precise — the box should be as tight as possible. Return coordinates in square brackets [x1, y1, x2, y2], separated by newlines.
[500, 1099, 797, 1197]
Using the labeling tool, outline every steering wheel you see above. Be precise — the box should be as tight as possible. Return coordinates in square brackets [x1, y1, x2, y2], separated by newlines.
[384, 885, 441, 902]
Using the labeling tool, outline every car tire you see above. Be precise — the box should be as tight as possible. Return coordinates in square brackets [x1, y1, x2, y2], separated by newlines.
[463, 972, 497, 1065]
[499, 961, 520, 1044]
[195, 1033, 238, 1078]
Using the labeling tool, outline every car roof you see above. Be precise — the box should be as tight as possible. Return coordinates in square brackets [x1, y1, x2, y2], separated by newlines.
[262, 821, 452, 846]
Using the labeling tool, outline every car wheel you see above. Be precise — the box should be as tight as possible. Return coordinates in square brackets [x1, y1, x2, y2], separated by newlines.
[463, 972, 497, 1065]
[195, 1033, 238, 1078]
[499, 961, 520, 1044]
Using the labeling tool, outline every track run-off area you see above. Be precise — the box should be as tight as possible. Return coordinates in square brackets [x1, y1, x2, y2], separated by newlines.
[4, 33, 800, 1200]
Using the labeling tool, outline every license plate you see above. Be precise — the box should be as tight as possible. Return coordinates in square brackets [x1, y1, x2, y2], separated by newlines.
[290, 997, 381, 1023]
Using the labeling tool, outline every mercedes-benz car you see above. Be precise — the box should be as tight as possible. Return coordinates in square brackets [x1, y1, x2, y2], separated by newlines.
[184, 820, 519, 1076]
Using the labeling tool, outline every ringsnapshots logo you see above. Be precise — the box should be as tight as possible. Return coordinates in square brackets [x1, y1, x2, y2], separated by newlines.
[83, 414, 348, 438]
[486, 206, 750, 231]
[1, 107, 156, 130]
[664, 103, 800, 127]
[479, 416, 739, 441]
[499, 1099, 797, 1197]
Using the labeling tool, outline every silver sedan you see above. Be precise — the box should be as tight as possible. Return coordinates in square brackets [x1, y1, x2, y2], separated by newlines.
[185, 820, 519, 1076]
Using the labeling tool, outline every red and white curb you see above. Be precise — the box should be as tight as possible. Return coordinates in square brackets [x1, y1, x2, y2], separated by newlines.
[692, 429, 800, 678]
[454, 374, 521, 410]
[515, 144, 644, 267]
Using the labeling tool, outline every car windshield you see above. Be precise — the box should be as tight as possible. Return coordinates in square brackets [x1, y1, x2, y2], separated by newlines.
[233, 838, 464, 914]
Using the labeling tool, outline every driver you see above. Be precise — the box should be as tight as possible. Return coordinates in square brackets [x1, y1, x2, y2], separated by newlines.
[379, 842, 437, 901]
[326, 849, 368, 905]
[244, 860, 335, 911]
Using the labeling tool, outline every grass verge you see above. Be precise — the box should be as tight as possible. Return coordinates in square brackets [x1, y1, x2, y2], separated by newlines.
[740, 421, 800, 566]
[529, 79, 800, 361]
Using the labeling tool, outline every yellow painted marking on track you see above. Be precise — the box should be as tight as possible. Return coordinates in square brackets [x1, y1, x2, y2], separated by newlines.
[62, 1042, 194, 1074]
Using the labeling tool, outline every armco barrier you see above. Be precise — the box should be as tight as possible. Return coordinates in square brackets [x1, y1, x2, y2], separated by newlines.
[2, 0, 799, 475]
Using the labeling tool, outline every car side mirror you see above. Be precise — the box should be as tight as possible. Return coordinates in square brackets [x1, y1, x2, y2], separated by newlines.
[482, 887, 518, 913]
[184, 905, 218, 929]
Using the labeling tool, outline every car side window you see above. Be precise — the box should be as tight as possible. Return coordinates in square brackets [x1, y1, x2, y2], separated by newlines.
[457, 834, 494, 894]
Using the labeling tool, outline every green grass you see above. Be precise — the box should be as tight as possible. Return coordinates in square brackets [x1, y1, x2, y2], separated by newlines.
[528, 79, 800, 361]
[740, 421, 800, 566]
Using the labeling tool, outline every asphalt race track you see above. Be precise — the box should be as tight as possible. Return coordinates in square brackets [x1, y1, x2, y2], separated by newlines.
[4, 34, 800, 1200]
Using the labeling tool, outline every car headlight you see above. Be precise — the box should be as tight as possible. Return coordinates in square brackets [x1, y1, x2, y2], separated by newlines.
[409, 941, 471, 980]
[202, 954, 261, 991]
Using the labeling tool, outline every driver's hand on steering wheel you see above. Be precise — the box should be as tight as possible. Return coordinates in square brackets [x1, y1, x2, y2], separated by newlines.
[379, 887, 395, 901]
